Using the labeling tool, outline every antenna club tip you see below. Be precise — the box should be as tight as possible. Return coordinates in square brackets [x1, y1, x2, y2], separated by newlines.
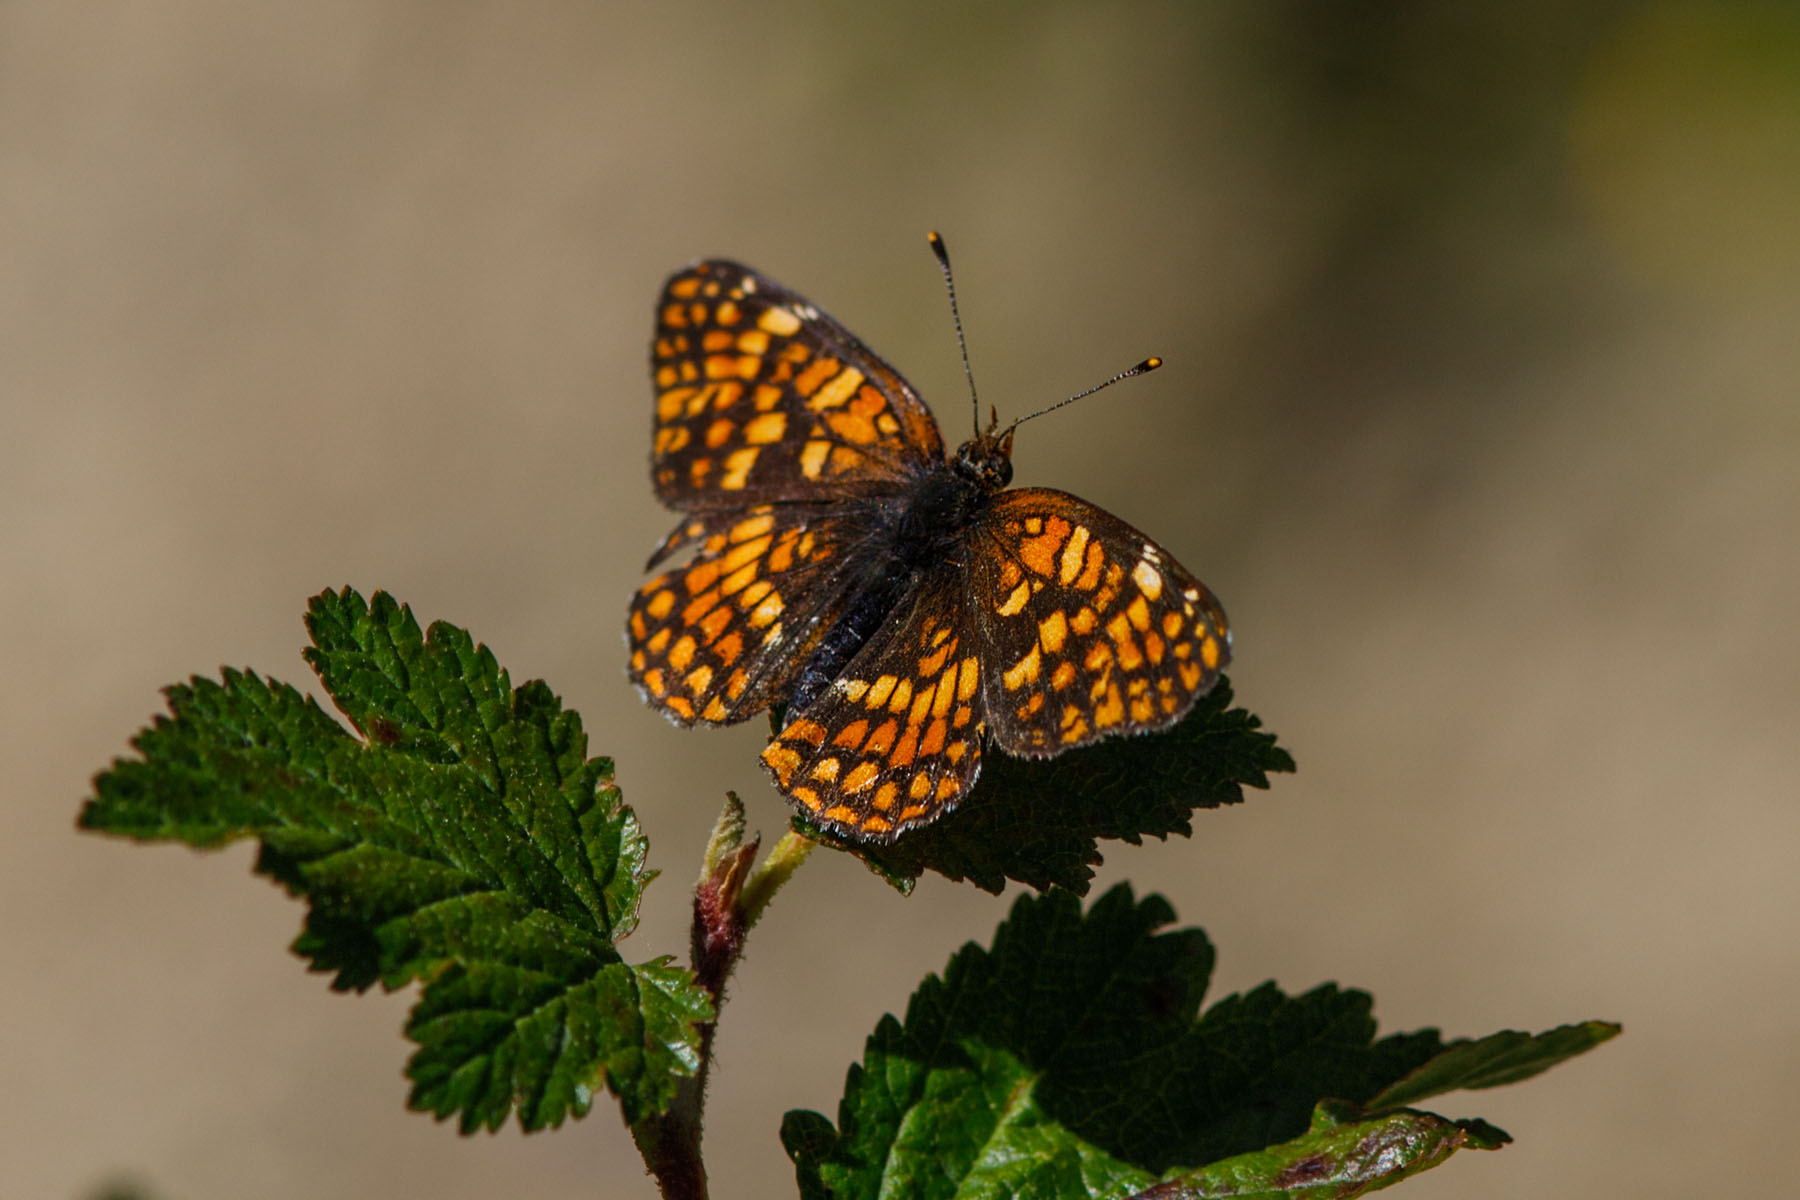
[928, 230, 949, 262]
[1141, 356, 1163, 372]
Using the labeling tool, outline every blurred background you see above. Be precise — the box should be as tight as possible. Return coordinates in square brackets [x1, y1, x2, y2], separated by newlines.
[5, 2, 1796, 1196]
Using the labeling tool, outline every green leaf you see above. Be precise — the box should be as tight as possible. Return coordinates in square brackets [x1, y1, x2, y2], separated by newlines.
[1365, 1021, 1622, 1111]
[80, 587, 712, 1131]
[1136, 1101, 1510, 1199]
[795, 677, 1294, 895]
[784, 885, 1613, 1200]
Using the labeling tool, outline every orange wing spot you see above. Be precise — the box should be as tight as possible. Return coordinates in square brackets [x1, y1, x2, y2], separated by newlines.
[714, 630, 743, 665]
[654, 426, 689, 455]
[827, 445, 863, 475]
[933, 777, 958, 802]
[778, 342, 810, 364]
[876, 413, 900, 435]
[1004, 645, 1042, 690]
[1051, 660, 1077, 690]
[891, 725, 920, 767]
[682, 383, 715, 416]
[658, 386, 696, 422]
[945, 739, 969, 764]
[887, 677, 914, 715]
[1173, 642, 1192, 660]
[705, 417, 735, 448]
[702, 329, 733, 352]
[720, 447, 759, 489]
[1018, 520, 1070, 578]
[899, 803, 930, 821]
[665, 695, 695, 720]
[787, 719, 828, 746]
[1162, 611, 1184, 638]
[841, 762, 879, 793]
[1126, 594, 1152, 632]
[1201, 636, 1222, 669]
[743, 410, 787, 444]
[1107, 612, 1134, 647]
[1061, 705, 1090, 742]
[721, 560, 759, 596]
[683, 561, 721, 597]
[714, 299, 741, 325]
[999, 559, 1022, 589]
[703, 697, 729, 721]
[1130, 693, 1156, 723]
[823, 804, 863, 826]
[686, 664, 714, 695]
[661, 302, 690, 328]
[1179, 661, 1203, 690]
[646, 588, 676, 619]
[766, 536, 796, 573]
[655, 365, 678, 389]
[720, 533, 770, 573]
[1038, 610, 1068, 653]
[1144, 631, 1166, 664]
[1094, 686, 1125, 729]
[931, 667, 958, 718]
[810, 367, 867, 411]
[793, 788, 824, 813]
[1016, 693, 1045, 719]
[735, 328, 768, 355]
[918, 641, 953, 677]
[753, 383, 783, 411]
[1085, 642, 1114, 672]
[1058, 525, 1092, 585]
[908, 772, 933, 800]
[748, 592, 784, 628]
[1023, 517, 1043, 534]
[799, 439, 830, 478]
[871, 782, 899, 812]
[834, 719, 870, 749]
[1072, 541, 1104, 590]
[1070, 606, 1098, 635]
[793, 356, 840, 397]
[729, 512, 776, 542]
[810, 757, 841, 782]
[825, 409, 876, 445]
[631, 649, 647, 672]
[866, 675, 899, 709]
[861, 815, 892, 834]
[1116, 635, 1144, 671]
[952, 704, 973, 729]
[726, 669, 749, 699]
[647, 626, 670, 654]
[668, 635, 696, 671]
[956, 657, 980, 701]
[688, 457, 713, 487]
[840, 678, 871, 704]
[907, 684, 934, 727]
[736, 578, 773, 609]
[919, 717, 949, 755]
[700, 605, 734, 642]
[996, 581, 1030, 616]
[759, 306, 802, 336]
[689, 303, 708, 325]
[865, 718, 899, 753]
[669, 278, 701, 300]
[679, 360, 698, 382]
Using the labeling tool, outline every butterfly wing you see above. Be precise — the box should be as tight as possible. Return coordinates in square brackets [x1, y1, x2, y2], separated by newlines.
[650, 261, 945, 511]
[966, 488, 1230, 756]
[759, 569, 985, 841]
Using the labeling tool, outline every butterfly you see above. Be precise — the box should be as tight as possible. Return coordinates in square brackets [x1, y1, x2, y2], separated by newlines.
[626, 236, 1229, 842]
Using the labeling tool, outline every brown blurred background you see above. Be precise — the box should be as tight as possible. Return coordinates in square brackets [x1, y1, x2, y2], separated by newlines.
[5, 3, 1797, 1197]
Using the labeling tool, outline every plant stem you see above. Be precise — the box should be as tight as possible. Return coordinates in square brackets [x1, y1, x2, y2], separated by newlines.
[631, 803, 816, 1199]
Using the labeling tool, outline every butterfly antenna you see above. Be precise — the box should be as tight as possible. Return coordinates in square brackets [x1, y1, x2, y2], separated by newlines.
[1007, 356, 1164, 433]
[928, 231, 983, 438]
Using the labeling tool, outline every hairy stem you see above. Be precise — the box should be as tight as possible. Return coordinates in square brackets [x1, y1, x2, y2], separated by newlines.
[631, 798, 816, 1199]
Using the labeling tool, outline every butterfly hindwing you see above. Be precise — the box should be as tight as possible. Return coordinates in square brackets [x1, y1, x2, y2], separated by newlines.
[760, 570, 985, 841]
[628, 503, 862, 726]
[651, 261, 943, 511]
[967, 488, 1230, 757]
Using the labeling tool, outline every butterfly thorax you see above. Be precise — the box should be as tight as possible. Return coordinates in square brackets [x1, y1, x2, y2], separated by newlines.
[784, 431, 1014, 718]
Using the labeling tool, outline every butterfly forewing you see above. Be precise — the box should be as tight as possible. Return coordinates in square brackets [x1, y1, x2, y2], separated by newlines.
[967, 488, 1230, 757]
[760, 571, 985, 841]
[651, 261, 943, 510]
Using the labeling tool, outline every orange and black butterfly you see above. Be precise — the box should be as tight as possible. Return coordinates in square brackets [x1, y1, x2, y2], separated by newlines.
[627, 237, 1229, 842]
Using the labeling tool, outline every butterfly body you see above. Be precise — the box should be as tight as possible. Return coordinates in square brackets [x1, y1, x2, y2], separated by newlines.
[628, 259, 1229, 842]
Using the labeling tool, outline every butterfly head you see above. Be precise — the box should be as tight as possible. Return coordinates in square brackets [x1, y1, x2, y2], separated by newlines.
[952, 411, 1015, 493]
